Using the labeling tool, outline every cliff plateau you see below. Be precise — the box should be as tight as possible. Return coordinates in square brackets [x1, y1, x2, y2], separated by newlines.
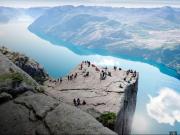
[0, 49, 138, 135]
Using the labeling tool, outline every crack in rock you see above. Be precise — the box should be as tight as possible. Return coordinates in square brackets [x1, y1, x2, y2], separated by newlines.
[13, 93, 59, 119]
[103, 81, 127, 93]
[105, 91, 125, 94]
[13, 93, 61, 135]
[59, 88, 92, 91]
[85, 94, 109, 98]
[91, 103, 106, 106]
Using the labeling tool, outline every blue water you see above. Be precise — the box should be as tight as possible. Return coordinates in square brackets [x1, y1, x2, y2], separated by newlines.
[0, 19, 180, 134]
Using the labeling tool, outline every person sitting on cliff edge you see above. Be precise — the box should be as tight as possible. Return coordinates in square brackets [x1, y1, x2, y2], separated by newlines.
[79, 63, 83, 70]
[84, 71, 89, 77]
[82, 100, 86, 105]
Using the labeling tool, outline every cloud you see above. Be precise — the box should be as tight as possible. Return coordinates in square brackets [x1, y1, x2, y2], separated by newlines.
[1, 0, 180, 8]
[92, 58, 120, 67]
[146, 88, 180, 126]
[132, 113, 150, 134]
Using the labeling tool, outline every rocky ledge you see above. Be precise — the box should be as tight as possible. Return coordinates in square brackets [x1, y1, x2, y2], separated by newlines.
[0, 49, 138, 135]
[44, 61, 138, 135]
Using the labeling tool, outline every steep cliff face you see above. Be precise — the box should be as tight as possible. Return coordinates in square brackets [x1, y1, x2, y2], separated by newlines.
[115, 76, 138, 135]
[0, 47, 49, 84]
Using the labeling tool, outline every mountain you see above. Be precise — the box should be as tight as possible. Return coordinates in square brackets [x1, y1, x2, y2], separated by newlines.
[25, 7, 49, 19]
[0, 6, 48, 23]
[29, 6, 180, 76]
[0, 7, 19, 23]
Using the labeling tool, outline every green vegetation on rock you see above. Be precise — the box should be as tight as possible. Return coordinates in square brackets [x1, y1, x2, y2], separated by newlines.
[0, 72, 23, 83]
[0, 72, 36, 87]
[97, 112, 117, 130]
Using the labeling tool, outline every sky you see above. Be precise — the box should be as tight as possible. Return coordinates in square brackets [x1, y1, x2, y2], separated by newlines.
[0, 0, 180, 8]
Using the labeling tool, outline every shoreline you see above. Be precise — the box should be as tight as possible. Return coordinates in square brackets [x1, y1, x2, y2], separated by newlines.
[28, 27, 180, 80]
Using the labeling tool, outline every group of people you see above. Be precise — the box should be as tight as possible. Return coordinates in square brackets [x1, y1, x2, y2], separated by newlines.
[132, 71, 137, 77]
[123, 69, 137, 84]
[68, 72, 78, 81]
[100, 70, 112, 80]
[49, 77, 62, 84]
[99, 65, 123, 80]
[114, 66, 122, 71]
[126, 69, 137, 77]
[73, 98, 86, 106]
[57, 77, 63, 83]
[84, 71, 89, 77]
[79, 60, 91, 70]
[83, 60, 91, 67]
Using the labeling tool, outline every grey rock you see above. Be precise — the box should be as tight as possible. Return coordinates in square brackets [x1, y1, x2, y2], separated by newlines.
[29, 110, 37, 121]
[115, 78, 138, 135]
[35, 124, 50, 135]
[0, 92, 12, 103]
[0, 52, 39, 96]
[0, 50, 136, 135]
[0, 92, 116, 135]
[0, 47, 49, 84]
[0, 101, 39, 135]
[84, 107, 101, 118]
[14, 93, 59, 118]
[45, 103, 116, 135]
[11, 82, 34, 96]
[21, 90, 35, 97]
[0, 82, 35, 97]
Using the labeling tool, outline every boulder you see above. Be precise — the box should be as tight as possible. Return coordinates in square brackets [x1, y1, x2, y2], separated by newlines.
[45, 103, 116, 135]
[0, 101, 45, 135]
[0, 92, 12, 103]
[0, 91, 117, 135]
[14, 93, 59, 118]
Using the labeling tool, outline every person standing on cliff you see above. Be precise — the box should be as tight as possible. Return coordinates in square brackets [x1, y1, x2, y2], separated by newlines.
[73, 98, 77, 106]
[114, 66, 117, 71]
[77, 98, 81, 105]
[80, 64, 83, 70]
[74, 73, 77, 79]
[60, 77, 62, 83]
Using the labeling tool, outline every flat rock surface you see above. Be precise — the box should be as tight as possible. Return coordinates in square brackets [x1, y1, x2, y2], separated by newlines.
[45, 62, 138, 114]
[14, 93, 59, 118]
[0, 91, 117, 135]
[45, 103, 116, 135]
[0, 101, 45, 135]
